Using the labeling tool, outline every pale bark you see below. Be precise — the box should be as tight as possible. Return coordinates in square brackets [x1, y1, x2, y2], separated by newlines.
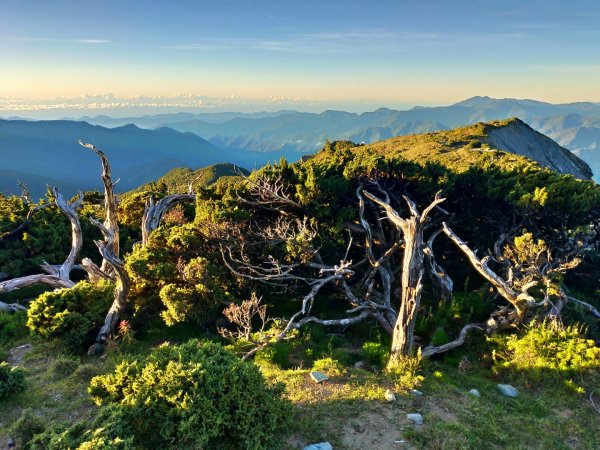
[363, 189, 446, 359]
[0, 301, 27, 312]
[78, 141, 119, 274]
[0, 188, 82, 299]
[421, 323, 485, 357]
[141, 194, 195, 245]
[0, 274, 74, 296]
[88, 218, 131, 355]
[442, 222, 532, 319]
[567, 295, 600, 319]
[424, 229, 453, 302]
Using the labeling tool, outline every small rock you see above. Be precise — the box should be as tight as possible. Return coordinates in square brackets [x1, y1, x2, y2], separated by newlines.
[406, 413, 423, 425]
[410, 389, 423, 397]
[353, 360, 368, 369]
[352, 422, 366, 433]
[497, 384, 518, 398]
[303, 443, 333, 450]
[7, 437, 16, 449]
[468, 389, 481, 397]
[384, 389, 396, 402]
[309, 371, 329, 384]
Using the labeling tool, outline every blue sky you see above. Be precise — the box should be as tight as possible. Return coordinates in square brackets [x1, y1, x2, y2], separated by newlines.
[1, 0, 600, 114]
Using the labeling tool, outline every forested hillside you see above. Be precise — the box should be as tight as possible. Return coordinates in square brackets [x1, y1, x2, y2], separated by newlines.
[1, 122, 599, 449]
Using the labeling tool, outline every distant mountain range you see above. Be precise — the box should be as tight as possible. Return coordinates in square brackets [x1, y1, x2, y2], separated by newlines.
[0, 120, 286, 199]
[73, 96, 600, 180]
[2, 96, 600, 198]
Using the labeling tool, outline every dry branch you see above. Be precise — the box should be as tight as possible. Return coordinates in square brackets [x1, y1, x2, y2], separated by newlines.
[0, 187, 82, 301]
[142, 194, 195, 245]
[78, 140, 119, 273]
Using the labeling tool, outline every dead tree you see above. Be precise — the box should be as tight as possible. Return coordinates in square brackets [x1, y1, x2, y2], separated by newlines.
[442, 222, 593, 332]
[88, 218, 131, 355]
[221, 174, 461, 361]
[0, 187, 83, 309]
[362, 187, 446, 359]
[141, 194, 195, 246]
[78, 140, 120, 275]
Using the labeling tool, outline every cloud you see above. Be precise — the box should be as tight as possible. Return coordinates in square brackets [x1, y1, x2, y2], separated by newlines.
[0, 93, 354, 114]
[166, 29, 525, 55]
[13, 37, 111, 45]
[74, 39, 111, 44]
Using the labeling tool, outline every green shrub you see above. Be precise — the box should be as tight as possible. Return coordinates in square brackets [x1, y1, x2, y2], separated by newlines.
[255, 340, 292, 368]
[312, 357, 347, 377]
[386, 352, 424, 391]
[11, 408, 45, 447]
[24, 407, 134, 450]
[88, 340, 291, 449]
[0, 361, 25, 400]
[48, 357, 79, 378]
[0, 311, 28, 343]
[26, 281, 113, 351]
[73, 363, 102, 381]
[361, 341, 389, 368]
[492, 321, 600, 386]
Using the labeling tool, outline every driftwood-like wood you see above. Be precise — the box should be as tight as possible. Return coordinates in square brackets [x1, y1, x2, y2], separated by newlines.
[421, 323, 485, 357]
[363, 189, 446, 360]
[442, 222, 532, 320]
[424, 228, 453, 302]
[88, 218, 131, 355]
[78, 141, 119, 274]
[0, 300, 27, 312]
[80, 257, 112, 282]
[0, 188, 82, 301]
[568, 296, 600, 319]
[141, 194, 195, 245]
[0, 274, 74, 296]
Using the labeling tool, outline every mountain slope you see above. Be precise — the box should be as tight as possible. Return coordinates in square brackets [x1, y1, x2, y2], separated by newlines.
[314, 119, 592, 180]
[0, 120, 263, 199]
[485, 119, 592, 179]
[136, 97, 600, 180]
[132, 163, 250, 194]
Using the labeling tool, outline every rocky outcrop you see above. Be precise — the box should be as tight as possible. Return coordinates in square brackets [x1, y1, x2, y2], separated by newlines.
[485, 118, 593, 180]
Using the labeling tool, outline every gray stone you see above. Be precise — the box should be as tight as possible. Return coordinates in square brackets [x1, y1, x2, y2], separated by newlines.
[497, 384, 518, 398]
[410, 389, 423, 397]
[303, 443, 333, 450]
[384, 389, 396, 403]
[406, 413, 424, 425]
[468, 389, 481, 397]
[353, 360, 368, 369]
[309, 371, 329, 384]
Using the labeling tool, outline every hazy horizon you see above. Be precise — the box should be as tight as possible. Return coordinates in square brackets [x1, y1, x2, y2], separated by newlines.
[2, 0, 600, 115]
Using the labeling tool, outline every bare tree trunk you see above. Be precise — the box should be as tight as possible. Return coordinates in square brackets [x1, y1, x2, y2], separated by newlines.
[363, 190, 446, 362]
[88, 218, 131, 355]
[390, 218, 424, 358]
[78, 141, 119, 274]
[141, 194, 195, 246]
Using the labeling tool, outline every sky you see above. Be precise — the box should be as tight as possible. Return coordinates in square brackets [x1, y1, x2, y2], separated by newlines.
[1, 0, 600, 116]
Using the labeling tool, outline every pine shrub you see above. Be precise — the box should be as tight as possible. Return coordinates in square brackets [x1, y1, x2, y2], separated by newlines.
[0, 362, 25, 401]
[26, 281, 113, 351]
[87, 339, 291, 449]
